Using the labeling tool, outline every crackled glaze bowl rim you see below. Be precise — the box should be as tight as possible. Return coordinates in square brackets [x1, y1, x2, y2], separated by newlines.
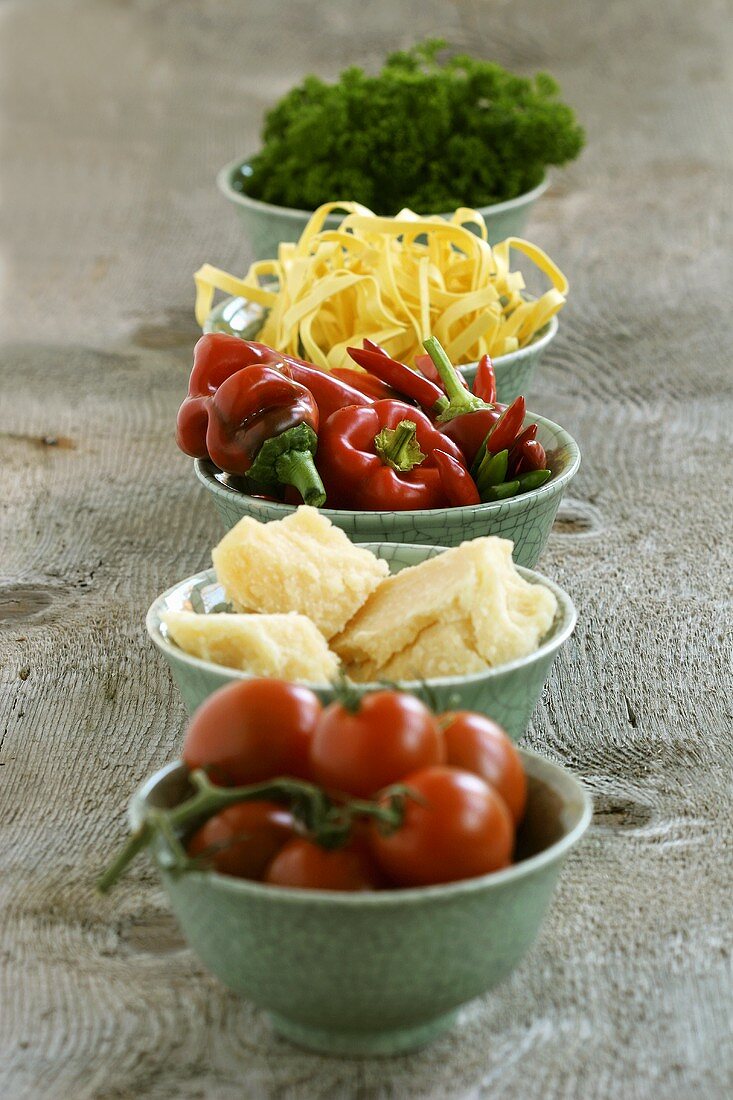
[145, 548, 577, 693]
[193, 410, 579, 523]
[217, 155, 550, 222]
[129, 748, 592, 904]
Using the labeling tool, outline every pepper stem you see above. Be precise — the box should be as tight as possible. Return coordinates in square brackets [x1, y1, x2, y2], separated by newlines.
[374, 420, 426, 472]
[274, 449, 327, 507]
[422, 336, 489, 423]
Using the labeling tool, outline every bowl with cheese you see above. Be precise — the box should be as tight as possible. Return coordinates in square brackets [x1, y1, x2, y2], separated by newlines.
[193, 409, 579, 569]
[146, 509, 576, 740]
[128, 746, 591, 1054]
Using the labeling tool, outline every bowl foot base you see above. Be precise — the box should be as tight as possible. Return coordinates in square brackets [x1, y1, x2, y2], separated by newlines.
[268, 1009, 459, 1056]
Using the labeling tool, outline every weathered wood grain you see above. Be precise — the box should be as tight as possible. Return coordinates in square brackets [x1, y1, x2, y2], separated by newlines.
[1, 0, 731, 1096]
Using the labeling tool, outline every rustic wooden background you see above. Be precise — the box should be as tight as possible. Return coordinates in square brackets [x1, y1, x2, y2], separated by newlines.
[1, 0, 731, 1096]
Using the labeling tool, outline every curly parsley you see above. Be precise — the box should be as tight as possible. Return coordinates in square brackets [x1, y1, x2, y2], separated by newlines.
[240, 40, 584, 215]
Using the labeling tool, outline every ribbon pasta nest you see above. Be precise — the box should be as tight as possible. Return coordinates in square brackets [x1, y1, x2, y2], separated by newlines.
[194, 202, 568, 372]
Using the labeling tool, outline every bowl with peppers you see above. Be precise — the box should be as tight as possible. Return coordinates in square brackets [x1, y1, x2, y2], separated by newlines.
[178, 332, 579, 569]
[99, 679, 592, 1056]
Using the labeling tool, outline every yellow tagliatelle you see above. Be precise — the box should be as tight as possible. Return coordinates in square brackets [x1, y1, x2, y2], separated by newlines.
[194, 202, 568, 371]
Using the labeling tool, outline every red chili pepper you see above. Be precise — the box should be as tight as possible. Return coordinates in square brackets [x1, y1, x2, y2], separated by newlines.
[179, 363, 326, 505]
[511, 438, 547, 476]
[362, 337, 387, 355]
[507, 423, 538, 474]
[347, 345, 448, 415]
[432, 449, 480, 507]
[316, 400, 468, 511]
[331, 368, 399, 401]
[414, 353, 470, 394]
[511, 424, 538, 448]
[473, 355, 496, 404]
[484, 396, 526, 455]
[176, 334, 372, 458]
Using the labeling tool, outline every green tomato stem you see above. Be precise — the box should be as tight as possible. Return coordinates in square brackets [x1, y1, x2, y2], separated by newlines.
[97, 770, 411, 893]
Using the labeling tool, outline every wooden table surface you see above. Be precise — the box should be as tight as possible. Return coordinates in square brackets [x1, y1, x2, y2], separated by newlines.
[2, 1, 731, 1096]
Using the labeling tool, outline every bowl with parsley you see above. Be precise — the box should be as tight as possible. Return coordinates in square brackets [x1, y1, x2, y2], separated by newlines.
[218, 41, 584, 258]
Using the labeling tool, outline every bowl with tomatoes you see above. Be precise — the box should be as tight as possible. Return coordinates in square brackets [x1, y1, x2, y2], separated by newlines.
[146, 542, 577, 740]
[108, 680, 591, 1056]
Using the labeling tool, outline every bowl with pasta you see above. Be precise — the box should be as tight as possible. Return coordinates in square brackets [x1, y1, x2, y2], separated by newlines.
[195, 202, 567, 406]
[204, 294, 559, 407]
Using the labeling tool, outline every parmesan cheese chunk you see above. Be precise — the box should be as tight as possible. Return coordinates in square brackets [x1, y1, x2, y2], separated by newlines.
[347, 620, 487, 683]
[162, 609, 339, 683]
[211, 506, 389, 639]
[336, 537, 557, 678]
[469, 538, 558, 668]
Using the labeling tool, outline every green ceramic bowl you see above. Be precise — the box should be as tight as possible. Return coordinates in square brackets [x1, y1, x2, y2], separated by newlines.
[145, 543, 576, 740]
[203, 296, 558, 406]
[129, 749, 592, 1055]
[461, 314, 558, 404]
[217, 156, 550, 258]
[191, 412, 579, 567]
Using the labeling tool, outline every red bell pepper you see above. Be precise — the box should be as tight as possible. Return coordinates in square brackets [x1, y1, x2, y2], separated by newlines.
[178, 363, 326, 506]
[247, 341, 374, 421]
[177, 334, 372, 458]
[316, 400, 468, 511]
[439, 407, 502, 467]
[347, 343, 448, 416]
[432, 449, 480, 507]
[418, 336, 508, 466]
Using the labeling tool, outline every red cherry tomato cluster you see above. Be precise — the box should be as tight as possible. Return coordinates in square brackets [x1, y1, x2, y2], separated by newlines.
[182, 679, 527, 891]
[175, 332, 552, 510]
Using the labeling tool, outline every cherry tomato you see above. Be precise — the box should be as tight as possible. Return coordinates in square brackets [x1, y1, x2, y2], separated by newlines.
[442, 711, 527, 824]
[264, 837, 383, 891]
[309, 691, 445, 799]
[182, 679, 322, 785]
[369, 766, 514, 887]
[187, 801, 294, 879]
